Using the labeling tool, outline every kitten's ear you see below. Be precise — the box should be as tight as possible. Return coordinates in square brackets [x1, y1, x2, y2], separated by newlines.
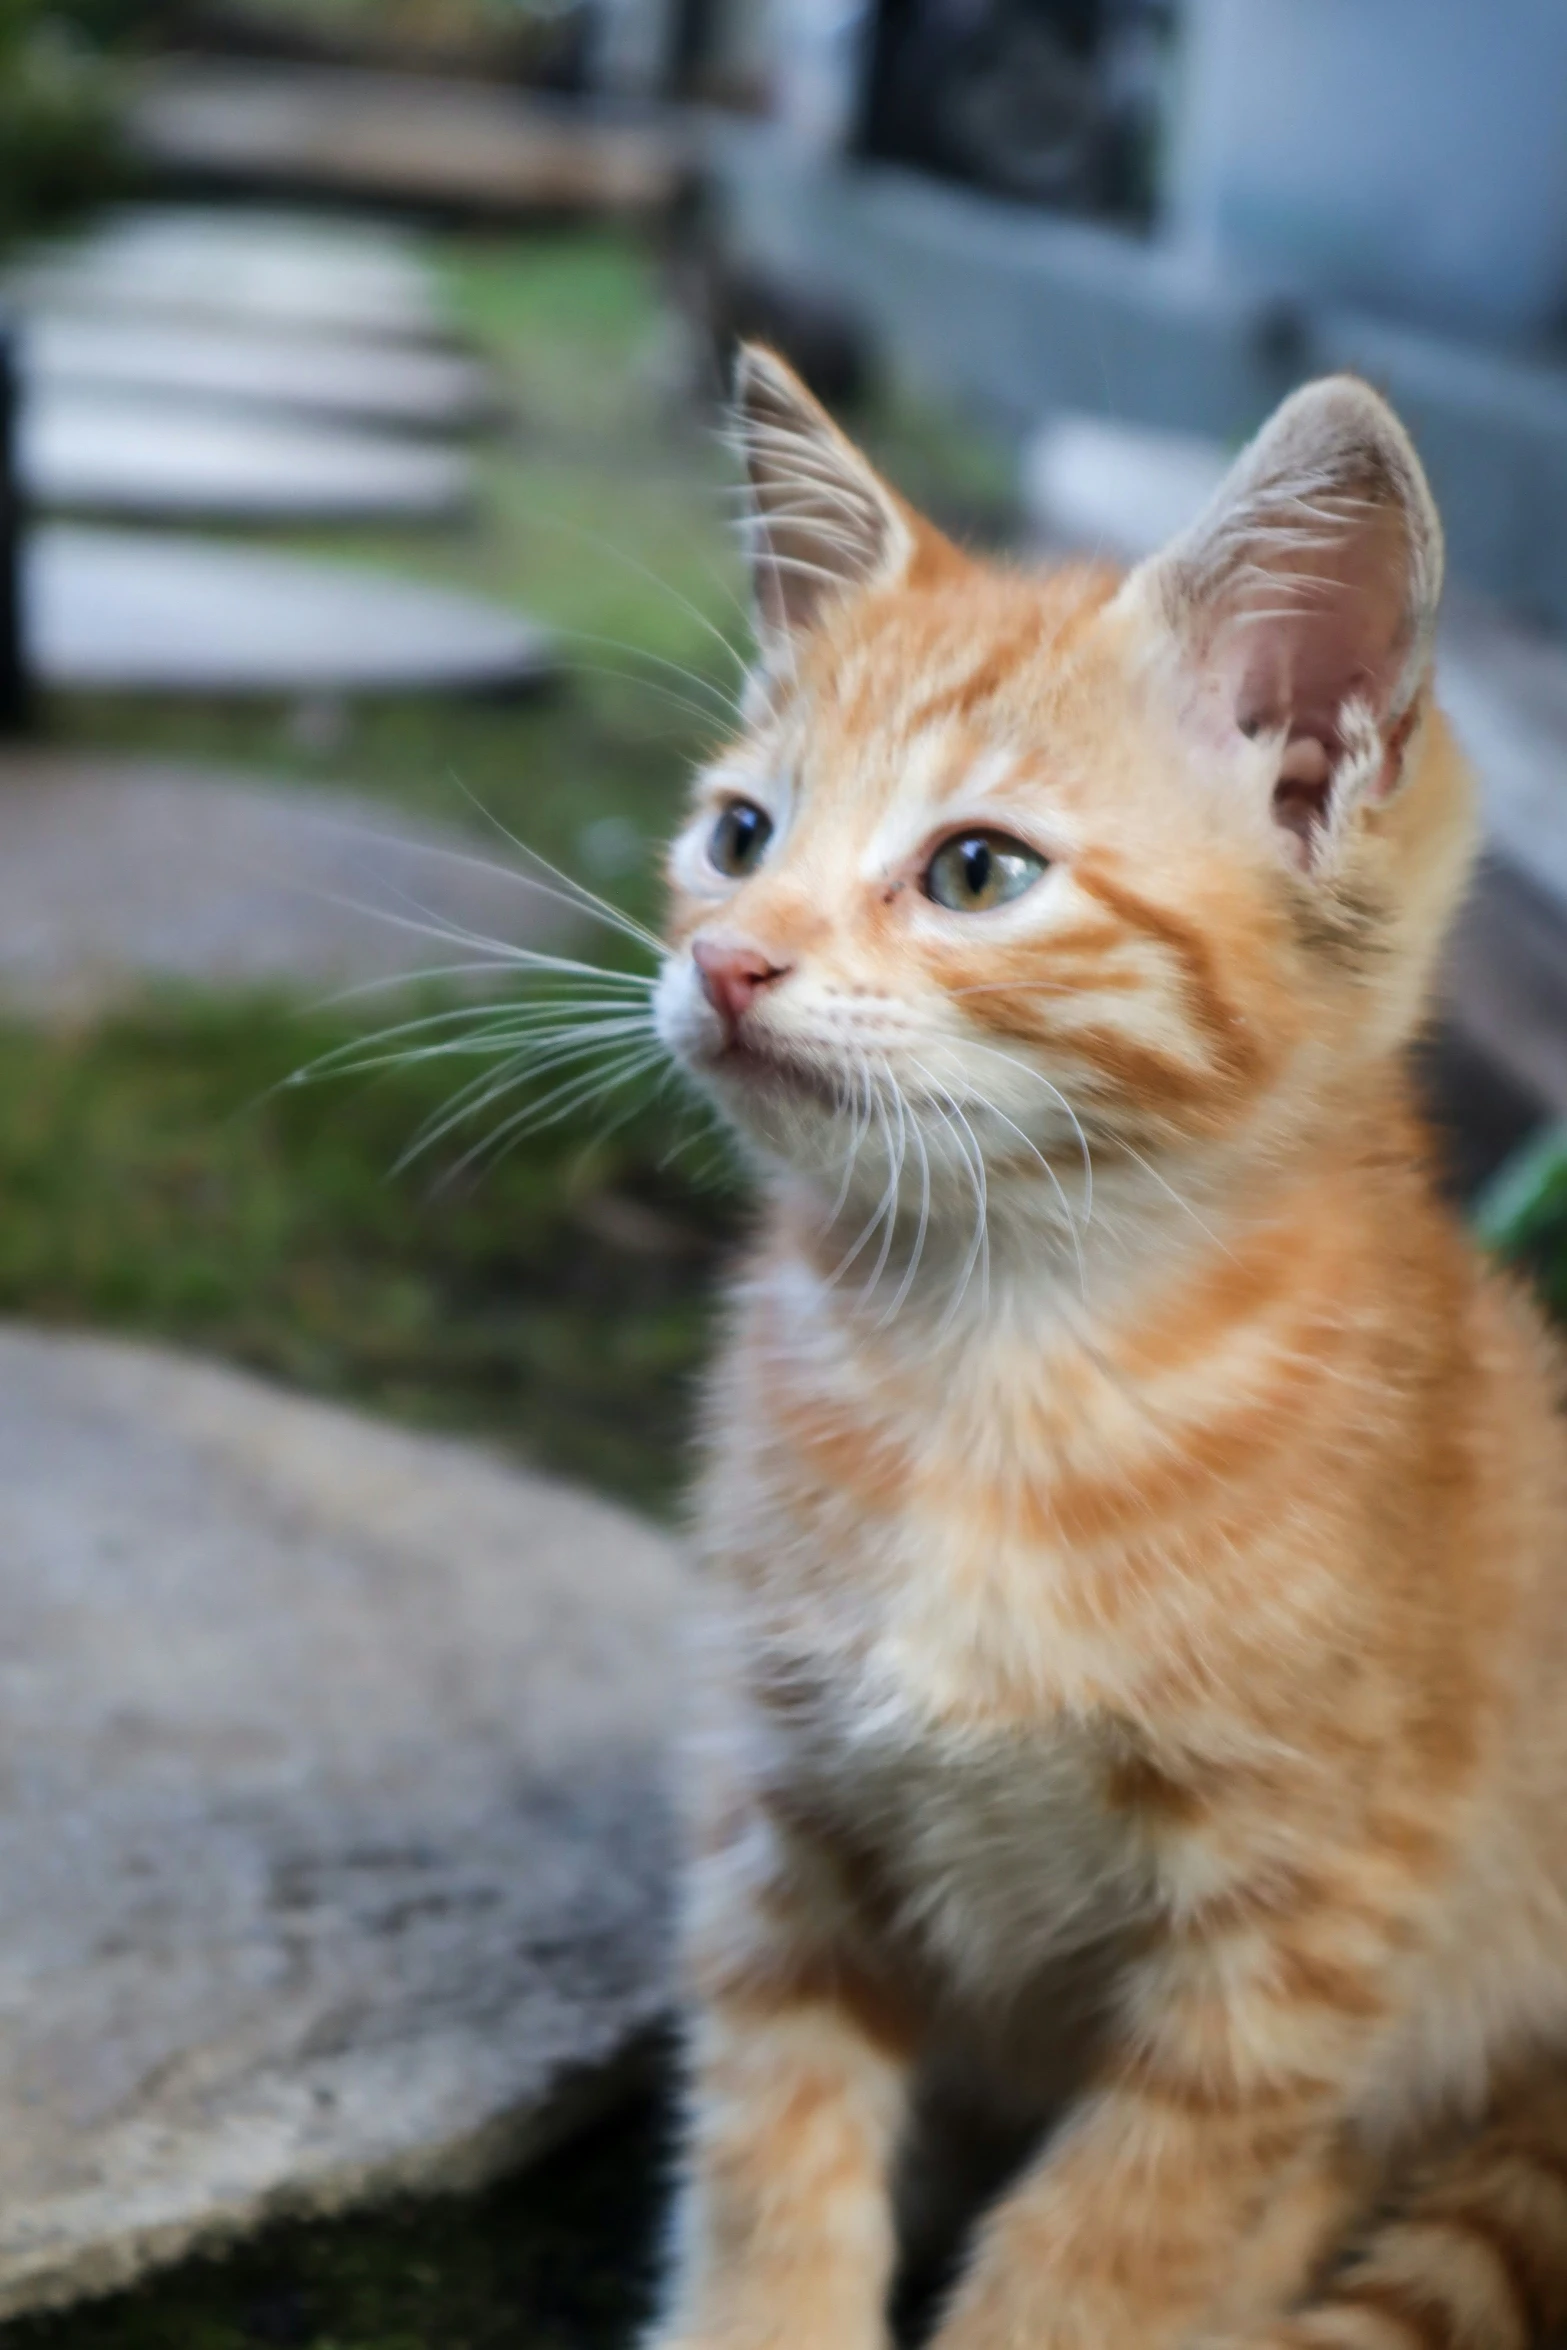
[1122, 376, 1443, 867]
[731, 343, 914, 653]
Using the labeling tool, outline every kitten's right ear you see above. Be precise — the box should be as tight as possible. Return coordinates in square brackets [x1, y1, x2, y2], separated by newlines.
[731, 344, 914, 656]
[1118, 376, 1443, 868]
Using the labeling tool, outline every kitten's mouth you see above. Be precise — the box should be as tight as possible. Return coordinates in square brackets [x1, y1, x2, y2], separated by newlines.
[708, 1033, 842, 1111]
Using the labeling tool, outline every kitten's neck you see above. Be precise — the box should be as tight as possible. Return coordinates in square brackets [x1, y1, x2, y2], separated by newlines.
[768, 1145, 1226, 1348]
[766, 1084, 1431, 1358]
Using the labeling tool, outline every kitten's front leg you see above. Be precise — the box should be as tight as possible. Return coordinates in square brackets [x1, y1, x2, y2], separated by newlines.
[649, 1842, 914, 2350]
[928, 1868, 1407, 2350]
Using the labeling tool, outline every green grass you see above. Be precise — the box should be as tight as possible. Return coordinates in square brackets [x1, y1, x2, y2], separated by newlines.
[0, 993, 738, 1516]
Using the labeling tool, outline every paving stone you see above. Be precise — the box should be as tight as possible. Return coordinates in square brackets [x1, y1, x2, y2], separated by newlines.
[0, 1325, 686, 2316]
[29, 526, 554, 698]
[21, 386, 472, 526]
[129, 62, 681, 217]
[19, 312, 496, 435]
[9, 206, 448, 345]
[0, 754, 580, 1014]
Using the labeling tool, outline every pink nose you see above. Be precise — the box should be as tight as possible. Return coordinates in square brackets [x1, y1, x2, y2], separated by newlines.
[692, 939, 790, 1039]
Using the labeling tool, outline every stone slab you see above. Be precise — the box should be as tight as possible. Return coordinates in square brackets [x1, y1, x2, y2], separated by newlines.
[19, 312, 496, 435]
[130, 63, 681, 217]
[9, 206, 448, 346]
[29, 526, 554, 698]
[0, 1325, 686, 2318]
[21, 386, 472, 526]
[0, 755, 578, 1014]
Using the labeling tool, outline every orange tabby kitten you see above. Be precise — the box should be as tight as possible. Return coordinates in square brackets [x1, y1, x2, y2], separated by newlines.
[647, 346, 1567, 2350]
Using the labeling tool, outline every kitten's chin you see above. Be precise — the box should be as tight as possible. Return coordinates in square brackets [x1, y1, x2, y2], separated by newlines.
[703, 1036, 843, 1114]
[653, 981, 848, 1160]
[684, 1038, 854, 1170]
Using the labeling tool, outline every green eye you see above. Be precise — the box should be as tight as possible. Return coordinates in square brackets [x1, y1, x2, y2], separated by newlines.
[709, 799, 774, 878]
[924, 830, 1046, 912]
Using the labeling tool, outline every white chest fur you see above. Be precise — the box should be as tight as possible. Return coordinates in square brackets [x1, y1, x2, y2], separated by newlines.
[744, 1595, 1157, 2012]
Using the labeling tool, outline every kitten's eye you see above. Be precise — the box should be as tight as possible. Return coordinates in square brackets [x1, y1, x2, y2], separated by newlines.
[709, 800, 774, 879]
[924, 830, 1046, 912]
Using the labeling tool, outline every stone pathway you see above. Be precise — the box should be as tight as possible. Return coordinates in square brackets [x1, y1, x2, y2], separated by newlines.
[29, 526, 555, 698]
[0, 755, 578, 1014]
[0, 1326, 685, 2318]
[9, 206, 449, 345]
[22, 387, 472, 527]
[20, 312, 496, 435]
[129, 63, 682, 218]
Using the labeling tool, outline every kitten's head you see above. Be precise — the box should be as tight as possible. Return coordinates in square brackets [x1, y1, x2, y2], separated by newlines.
[655, 349, 1475, 1242]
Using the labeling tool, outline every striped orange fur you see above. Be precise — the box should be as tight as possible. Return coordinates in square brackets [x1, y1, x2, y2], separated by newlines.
[645, 349, 1567, 2350]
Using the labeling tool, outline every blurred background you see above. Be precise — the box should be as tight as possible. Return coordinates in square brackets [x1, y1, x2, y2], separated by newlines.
[5, 4, 1567, 2346]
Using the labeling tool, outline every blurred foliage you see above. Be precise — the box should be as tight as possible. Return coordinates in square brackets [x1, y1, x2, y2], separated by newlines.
[226, 0, 574, 29]
[206, 0, 584, 49]
[0, 991, 739, 1515]
[1474, 1121, 1567, 1283]
[13, 2086, 667, 2350]
[0, 2, 127, 252]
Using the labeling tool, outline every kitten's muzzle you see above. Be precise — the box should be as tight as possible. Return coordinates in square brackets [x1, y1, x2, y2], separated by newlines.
[692, 938, 792, 1045]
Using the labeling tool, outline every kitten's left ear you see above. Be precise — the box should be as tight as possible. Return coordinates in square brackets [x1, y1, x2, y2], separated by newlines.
[1121, 376, 1443, 867]
[731, 344, 915, 656]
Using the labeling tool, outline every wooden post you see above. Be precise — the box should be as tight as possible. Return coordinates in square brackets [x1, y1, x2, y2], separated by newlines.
[0, 311, 29, 735]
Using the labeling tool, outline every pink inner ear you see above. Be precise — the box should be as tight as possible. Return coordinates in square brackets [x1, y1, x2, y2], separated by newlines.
[1219, 498, 1422, 856]
[1228, 501, 1414, 746]
[1271, 736, 1334, 857]
[1143, 377, 1442, 865]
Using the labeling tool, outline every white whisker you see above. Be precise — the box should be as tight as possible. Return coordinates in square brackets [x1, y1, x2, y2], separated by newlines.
[924, 1081, 989, 1329]
[1117, 1141, 1233, 1256]
[965, 1041, 1095, 1230]
[393, 1019, 656, 1170]
[830, 1070, 900, 1286]
[861, 1068, 908, 1305]
[557, 651, 738, 733]
[440, 1040, 668, 1184]
[329, 1010, 656, 1090]
[934, 1064, 1088, 1303]
[521, 507, 751, 681]
[826, 1047, 874, 1224]
[318, 964, 654, 1013]
[880, 1092, 932, 1328]
[439, 776, 668, 958]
